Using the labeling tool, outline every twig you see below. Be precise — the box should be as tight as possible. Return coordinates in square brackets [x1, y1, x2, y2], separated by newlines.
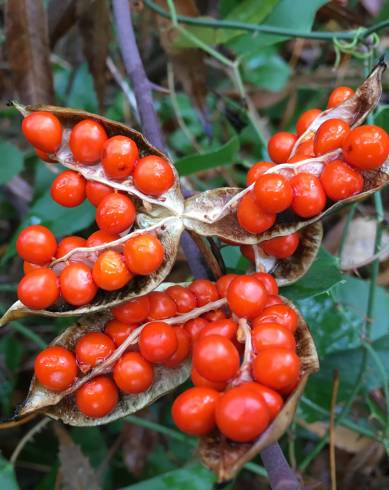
[260, 444, 302, 490]
[144, 0, 389, 42]
[342, 244, 389, 271]
[188, 231, 224, 279]
[164, 0, 268, 149]
[288, 423, 297, 470]
[0, 413, 37, 430]
[363, 342, 389, 433]
[9, 321, 47, 349]
[329, 371, 340, 490]
[180, 232, 212, 279]
[106, 56, 139, 123]
[112, 0, 165, 150]
[10, 417, 50, 465]
[167, 63, 202, 152]
[338, 203, 358, 259]
[112, 0, 216, 282]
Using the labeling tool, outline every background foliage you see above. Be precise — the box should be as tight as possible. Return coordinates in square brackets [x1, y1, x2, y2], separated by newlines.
[0, 0, 388, 488]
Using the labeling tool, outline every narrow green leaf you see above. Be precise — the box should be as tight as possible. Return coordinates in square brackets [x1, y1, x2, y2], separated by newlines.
[0, 456, 19, 490]
[0, 141, 24, 184]
[174, 0, 326, 49]
[220, 0, 279, 43]
[245, 0, 329, 47]
[242, 49, 291, 91]
[374, 105, 389, 132]
[174, 0, 279, 48]
[175, 135, 240, 176]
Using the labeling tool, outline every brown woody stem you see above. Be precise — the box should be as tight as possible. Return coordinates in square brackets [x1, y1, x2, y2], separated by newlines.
[112, 0, 165, 151]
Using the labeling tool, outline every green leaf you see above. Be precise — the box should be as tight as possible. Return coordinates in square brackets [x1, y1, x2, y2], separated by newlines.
[0, 141, 24, 184]
[374, 105, 389, 132]
[0, 456, 19, 490]
[120, 465, 215, 490]
[295, 293, 360, 358]
[30, 192, 96, 236]
[174, 0, 279, 48]
[174, 0, 328, 49]
[305, 336, 389, 405]
[281, 247, 343, 301]
[300, 276, 389, 413]
[55, 64, 98, 113]
[175, 135, 240, 176]
[243, 0, 329, 47]
[296, 276, 389, 357]
[221, 245, 249, 273]
[220, 0, 280, 43]
[241, 48, 291, 91]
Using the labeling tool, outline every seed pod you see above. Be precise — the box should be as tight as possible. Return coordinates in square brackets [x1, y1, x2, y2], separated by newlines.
[0, 218, 184, 326]
[183, 61, 388, 257]
[199, 298, 319, 482]
[13, 102, 184, 215]
[12, 295, 228, 424]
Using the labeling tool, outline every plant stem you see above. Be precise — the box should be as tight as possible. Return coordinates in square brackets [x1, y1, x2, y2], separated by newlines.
[300, 396, 378, 439]
[165, 0, 268, 148]
[363, 341, 389, 434]
[112, 0, 165, 151]
[112, 0, 214, 281]
[10, 321, 47, 349]
[329, 371, 339, 490]
[260, 444, 301, 489]
[300, 192, 385, 473]
[338, 203, 357, 261]
[144, 0, 389, 41]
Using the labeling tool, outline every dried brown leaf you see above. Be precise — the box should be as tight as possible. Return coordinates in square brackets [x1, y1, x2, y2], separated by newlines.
[338, 217, 389, 270]
[54, 423, 101, 490]
[297, 419, 374, 454]
[5, 0, 54, 104]
[13, 103, 184, 214]
[0, 217, 184, 327]
[78, 0, 111, 112]
[199, 298, 319, 482]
